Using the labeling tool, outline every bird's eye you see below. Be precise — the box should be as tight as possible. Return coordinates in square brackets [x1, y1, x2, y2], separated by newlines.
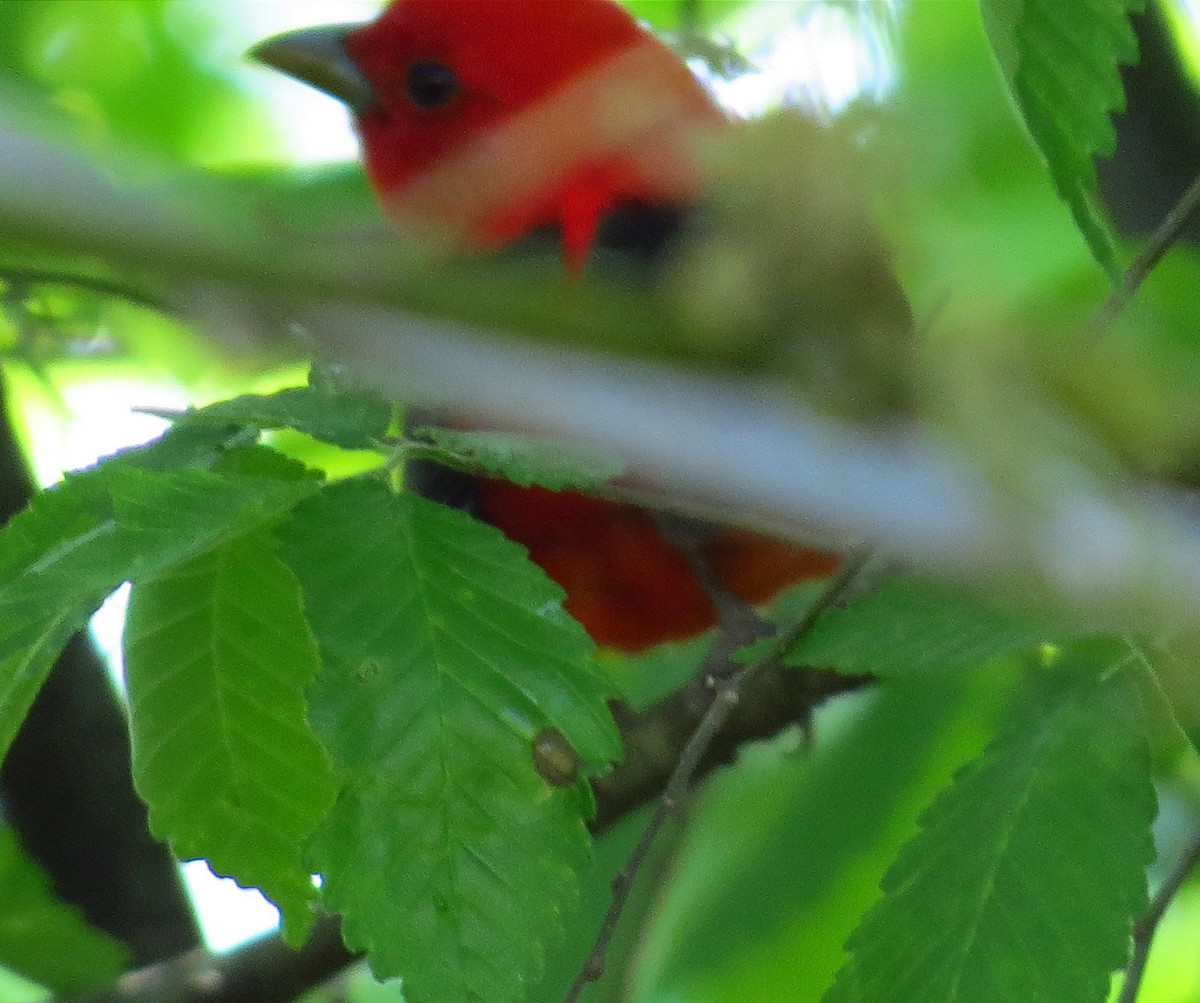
[405, 60, 459, 110]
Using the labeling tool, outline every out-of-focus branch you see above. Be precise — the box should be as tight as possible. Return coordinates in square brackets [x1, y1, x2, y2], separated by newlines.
[1091, 168, 1200, 330]
[1117, 824, 1200, 1003]
[67, 916, 353, 1003]
[4, 115, 1200, 655]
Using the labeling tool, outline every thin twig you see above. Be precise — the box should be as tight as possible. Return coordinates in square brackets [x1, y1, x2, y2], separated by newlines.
[1092, 170, 1200, 331]
[591, 665, 868, 832]
[562, 549, 874, 1003]
[653, 512, 772, 649]
[1116, 823, 1200, 1003]
[0, 266, 168, 312]
[21, 112, 1200, 619]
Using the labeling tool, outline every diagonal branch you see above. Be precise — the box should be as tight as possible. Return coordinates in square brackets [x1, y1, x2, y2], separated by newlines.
[65, 917, 352, 1003]
[564, 551, 873, 1002]
[1091, 169, 1200, 331]
[10, 113, 1200, 643]
[1116, 823, 1200, 1003]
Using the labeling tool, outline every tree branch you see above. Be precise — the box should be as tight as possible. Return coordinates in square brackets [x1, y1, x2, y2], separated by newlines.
[9, 113, 1200, 645]
[593, 660, 866, 831]
[1091, 168, 1200, 332]
[564, 551, 872, 1001]
[68, 917, 352, 1003]
[1116, 823, 1200, 1003]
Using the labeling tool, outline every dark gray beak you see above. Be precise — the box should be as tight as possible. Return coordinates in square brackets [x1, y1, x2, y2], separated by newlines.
[249, 24, 374, 112]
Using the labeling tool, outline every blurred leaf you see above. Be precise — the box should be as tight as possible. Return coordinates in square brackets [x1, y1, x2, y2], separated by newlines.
[1040, 246, 1200, 476]
[665, 113, 916, 419]
[0, 965, 45, 1003]
[623, 0, 752, 30]
[884, 1, 1108, 331]
[822, 642, 1155, 1003]
[125, 529, 338, 945]
[979, 0, 1144, 279]
[278, 480, 621, 1002]
[411, 427, 625, 491]
[0, 0, 283, 164]
[222, 162, 379, 239]
[759, 574, 1088, 677]
[0, 823, 129, 993]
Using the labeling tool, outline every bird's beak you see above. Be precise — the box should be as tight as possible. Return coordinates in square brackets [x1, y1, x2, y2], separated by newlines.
[249, 24, 374, 113]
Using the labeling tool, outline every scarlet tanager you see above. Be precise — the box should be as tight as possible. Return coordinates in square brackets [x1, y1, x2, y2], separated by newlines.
[252, 0, 843, 652]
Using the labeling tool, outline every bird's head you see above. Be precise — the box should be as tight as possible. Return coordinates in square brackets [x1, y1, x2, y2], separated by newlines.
[251, 0, 724, 270]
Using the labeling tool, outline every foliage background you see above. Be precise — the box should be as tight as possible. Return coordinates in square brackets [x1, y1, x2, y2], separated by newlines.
[3, 1, 1200, 1003]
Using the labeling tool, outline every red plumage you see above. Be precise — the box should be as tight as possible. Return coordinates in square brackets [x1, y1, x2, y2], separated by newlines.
[256, 0, 840, 650]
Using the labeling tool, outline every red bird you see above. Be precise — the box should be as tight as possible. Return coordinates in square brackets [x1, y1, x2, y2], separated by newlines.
[252, 0, 839, 651]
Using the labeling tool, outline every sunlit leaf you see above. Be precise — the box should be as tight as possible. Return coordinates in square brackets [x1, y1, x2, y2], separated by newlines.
[623, 0, 751, 30]
[125, 530, 337, 944]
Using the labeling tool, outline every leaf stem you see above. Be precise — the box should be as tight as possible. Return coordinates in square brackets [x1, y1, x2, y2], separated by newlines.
[1092, 170, 1200, 331]
[561, 549, 874, 1003]
[0, 266, 166, 312]
[1117, 822, 1200, 1003]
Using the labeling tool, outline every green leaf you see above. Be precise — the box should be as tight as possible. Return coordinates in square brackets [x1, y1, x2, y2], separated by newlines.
[124, 530, 338, 944]
[155, 384, 392, 451]
[116, 420, 261, 472]
[775, 575, 1083, 677]
[410, 427, 625, 491]
[623, 0, 750, 30]
[979, 0, 1144, 279]
[0, 823, 129, 994]
[278, 480, 621, 1003]
[821, 643, 1156, 1003]
[636, 668, 1017, 1003]
[0, 459, 319, 763]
